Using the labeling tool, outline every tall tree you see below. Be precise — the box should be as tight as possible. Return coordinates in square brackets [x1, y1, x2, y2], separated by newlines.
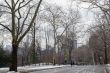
[79, 0, 110, 64]
[0, 0, 43, 71]
[41, 5, 63, 65]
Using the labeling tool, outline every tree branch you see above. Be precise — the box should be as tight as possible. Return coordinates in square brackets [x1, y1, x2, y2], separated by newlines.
[15, 0, 32, 12]
[0, 23, 12, 32]
[18, 6, 33, 35]
[4, 0, 12, 9]
[18, 0, 43, 44]
[0, 4, 11, 9]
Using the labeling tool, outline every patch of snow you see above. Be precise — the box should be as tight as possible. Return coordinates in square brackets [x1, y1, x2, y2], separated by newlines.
[18, 65, 65, 72]
[0, 64, 66, 73]
[7, 71, 19, 73]
[107, 64, 110, 66]
[106, 64, 110, 72]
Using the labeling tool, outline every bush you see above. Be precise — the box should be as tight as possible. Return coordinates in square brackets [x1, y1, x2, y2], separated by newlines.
[0, 45, 10, 67]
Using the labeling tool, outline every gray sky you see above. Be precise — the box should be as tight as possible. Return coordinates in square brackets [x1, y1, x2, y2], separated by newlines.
[0, 0, 95, 48]
[44, 0, 94, 46]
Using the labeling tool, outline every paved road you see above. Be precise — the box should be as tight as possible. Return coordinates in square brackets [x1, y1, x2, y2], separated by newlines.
[30, 65, 107, 73]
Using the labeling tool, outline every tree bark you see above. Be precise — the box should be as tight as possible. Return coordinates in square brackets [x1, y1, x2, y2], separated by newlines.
[104, 44, 108, 64]
[9, 44, 18, 72]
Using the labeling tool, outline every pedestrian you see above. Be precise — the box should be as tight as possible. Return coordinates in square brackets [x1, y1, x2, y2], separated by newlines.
[71, 60, 74, 67]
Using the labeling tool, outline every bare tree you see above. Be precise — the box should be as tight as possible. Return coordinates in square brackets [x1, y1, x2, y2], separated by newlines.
[88, 13, 109, 64]
[58, 6, 80, 64]
[0, 0, 43, 71]
[40, 5, 63, 65]
[79, 0, 110, 64]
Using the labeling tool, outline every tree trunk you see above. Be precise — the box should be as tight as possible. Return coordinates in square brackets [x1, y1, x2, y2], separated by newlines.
[69, 49, 72, 64]
[9, 44, 18, 72]
[104, 45, 108, 64]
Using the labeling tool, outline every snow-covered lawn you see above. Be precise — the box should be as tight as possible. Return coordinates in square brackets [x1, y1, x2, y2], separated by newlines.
[18, 65, 65, 72]
[106, 64, 110, 73]
[1, 65, 109, 73]
[0, 64, 65, 73]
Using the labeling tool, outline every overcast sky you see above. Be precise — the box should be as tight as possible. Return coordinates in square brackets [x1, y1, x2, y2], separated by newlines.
[0, 0, 95, 48]
[44, 0, 95, 46]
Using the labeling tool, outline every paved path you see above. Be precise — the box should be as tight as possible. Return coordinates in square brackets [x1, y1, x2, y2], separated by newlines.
[30, 65, 107, 73]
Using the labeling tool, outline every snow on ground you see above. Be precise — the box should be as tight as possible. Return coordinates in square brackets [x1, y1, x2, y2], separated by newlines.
[30, 65, 107, 73]
[107, 64, 110, 66]
[0, 64, 66, 73]
[1, 64, 110, 73]
[106, 64, 110, 72]
[19, 65, 65, 72]
[7, 71, 19, 73]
